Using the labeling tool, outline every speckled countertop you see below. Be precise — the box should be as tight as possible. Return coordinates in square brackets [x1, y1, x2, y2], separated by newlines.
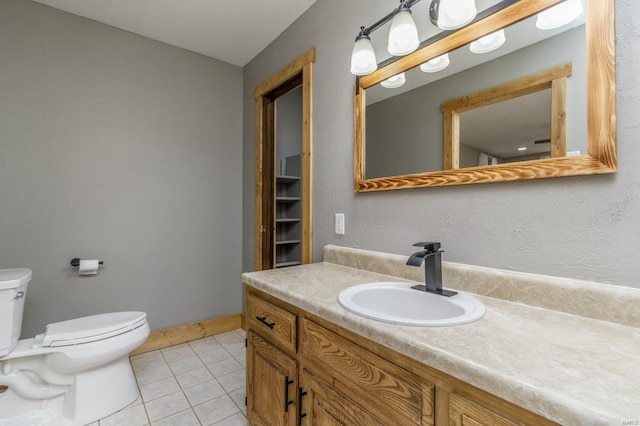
[242, 246, 640, 425]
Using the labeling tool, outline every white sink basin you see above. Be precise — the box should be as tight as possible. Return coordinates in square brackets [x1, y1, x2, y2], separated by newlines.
[338, 282, 486, 326]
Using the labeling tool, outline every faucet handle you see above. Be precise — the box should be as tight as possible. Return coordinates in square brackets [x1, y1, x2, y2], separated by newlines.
[412, 241, 441, 252]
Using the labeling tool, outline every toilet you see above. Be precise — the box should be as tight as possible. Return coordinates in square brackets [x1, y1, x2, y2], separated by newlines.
[0, 268, 150, 426]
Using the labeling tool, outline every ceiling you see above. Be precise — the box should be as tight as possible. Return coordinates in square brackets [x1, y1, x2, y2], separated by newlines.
[32, 0, 317, 67]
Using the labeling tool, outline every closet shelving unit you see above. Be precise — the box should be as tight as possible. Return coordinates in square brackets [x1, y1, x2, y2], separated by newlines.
[275, 155, 302, 268]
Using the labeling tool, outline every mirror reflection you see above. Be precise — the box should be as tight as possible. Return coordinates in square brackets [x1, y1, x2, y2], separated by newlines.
[364, 7, 586, 180]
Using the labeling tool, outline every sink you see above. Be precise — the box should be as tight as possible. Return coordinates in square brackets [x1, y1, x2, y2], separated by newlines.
[337, 282, 486, 326]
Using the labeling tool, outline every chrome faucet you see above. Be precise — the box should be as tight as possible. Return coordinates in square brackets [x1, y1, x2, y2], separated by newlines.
[406, 242, 458, 297]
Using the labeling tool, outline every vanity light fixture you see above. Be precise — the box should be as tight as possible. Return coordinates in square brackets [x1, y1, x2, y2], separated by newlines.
[420, 53, 450, 73]
[349, 0, 483, 76]
[350, 27, 378, 76]
[470, 29, 506, 53]
[381, 72, 407, 88]
[536, 0, 583, 30]
[430, 0, 477, 30]
[388, 1, 420, 56]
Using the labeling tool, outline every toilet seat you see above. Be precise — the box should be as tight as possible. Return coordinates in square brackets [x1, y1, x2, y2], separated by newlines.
[42, 311, 147, 347]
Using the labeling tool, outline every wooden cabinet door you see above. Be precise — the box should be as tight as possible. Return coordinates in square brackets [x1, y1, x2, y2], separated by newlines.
[247, 330, 297, 426]
[449, 393, 519, 426]
[299, 369, 385, 426]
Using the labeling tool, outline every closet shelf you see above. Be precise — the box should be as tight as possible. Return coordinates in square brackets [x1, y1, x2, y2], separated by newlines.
[276, 197, 301, 203]
[276, 261, 301, 268]
[276, 175, 301, 184]
[276, 218, 301, 223]
[276, 240, 301, 245]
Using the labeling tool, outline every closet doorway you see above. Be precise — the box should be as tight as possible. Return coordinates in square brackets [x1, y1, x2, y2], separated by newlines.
[254, 48, 314, 271]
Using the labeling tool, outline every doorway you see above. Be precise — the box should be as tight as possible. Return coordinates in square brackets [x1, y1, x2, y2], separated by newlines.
[254, 48, 314, 271]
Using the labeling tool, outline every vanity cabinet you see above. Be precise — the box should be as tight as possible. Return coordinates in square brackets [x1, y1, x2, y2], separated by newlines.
[300, 369, 386, 426]
[246, 287, 555, 426]
[247, 330, 297, 426]
[449, 393, 518, 426]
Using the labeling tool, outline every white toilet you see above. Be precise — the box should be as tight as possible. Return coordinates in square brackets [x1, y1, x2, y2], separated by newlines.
[0, 268, 150, 426]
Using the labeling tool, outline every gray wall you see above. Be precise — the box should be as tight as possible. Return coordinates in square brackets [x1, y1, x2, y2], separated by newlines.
[365, 26, 586, 179]
[243, 0, 640, 289]
[0, 0, 243, 337]
[276, 86, 303, 171]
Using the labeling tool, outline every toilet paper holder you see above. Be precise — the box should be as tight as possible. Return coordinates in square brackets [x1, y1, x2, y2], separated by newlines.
[70, 258, 104, 267]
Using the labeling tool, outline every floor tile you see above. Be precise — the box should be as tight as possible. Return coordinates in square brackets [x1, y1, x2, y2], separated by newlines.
[168, 355, 205, 375]
[124, 330, 249, 426]
[140, 376, 180, 402]
[151, 408, 200, 426]
[234, 354, 246, 367]
[135, 364, 174, 386]
[131, 351, 167, 373]
[176, 366, 214, 389]
[183, 378, 226, 406]
[198, 347, 233, 365]
[213, 412, 250, 426]
[224, 343, 245, 357]
[189, 337, 223, 355]
[145, 391, 190, 423]
[99, 403, 148, 426]
[207, 357, 243, 378]
[214, 331, 245, 345]
[161, 345, 196, 363]
[193, 394, 239, 425]
[228, 387, 246, 411]
[216, 369, 246, 393]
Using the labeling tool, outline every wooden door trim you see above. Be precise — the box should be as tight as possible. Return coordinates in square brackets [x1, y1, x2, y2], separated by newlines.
[254, 48, 315, 271]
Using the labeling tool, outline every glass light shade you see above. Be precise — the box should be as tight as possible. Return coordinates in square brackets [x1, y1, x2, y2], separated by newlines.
[387, 10, 420, 56]
[380, 72, 406, 89]
[350, 36, 378, 76]
[470, 29, 506, 54]
[536, 0, 583, 30]
[437, 0, 477, 30]
[420, 53, 450, 73]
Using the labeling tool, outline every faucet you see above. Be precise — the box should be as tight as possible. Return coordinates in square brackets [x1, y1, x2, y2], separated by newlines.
[406, 242, 458, 297]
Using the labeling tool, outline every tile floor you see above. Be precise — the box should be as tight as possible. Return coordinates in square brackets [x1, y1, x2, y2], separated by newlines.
[90, 329, 249, 426]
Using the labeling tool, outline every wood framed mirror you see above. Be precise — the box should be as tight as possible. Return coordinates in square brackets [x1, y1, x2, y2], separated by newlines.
[354, 0, 615, 192]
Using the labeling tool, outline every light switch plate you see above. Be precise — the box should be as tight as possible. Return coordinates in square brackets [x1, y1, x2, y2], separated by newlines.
[335, 213, 345, 235]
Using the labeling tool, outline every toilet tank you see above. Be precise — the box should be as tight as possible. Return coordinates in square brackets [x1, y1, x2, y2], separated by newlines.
[0, 269, 32, 357]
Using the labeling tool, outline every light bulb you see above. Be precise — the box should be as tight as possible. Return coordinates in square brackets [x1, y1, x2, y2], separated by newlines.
[387, 8, 419, 56]
[536, 0, 583, 30]
[380, 72, 406, 89]
[437, 0, 477, 30]
[470, 29, 506, 54]
[420, 53, 450, 73]
[350, 35, 377, 76]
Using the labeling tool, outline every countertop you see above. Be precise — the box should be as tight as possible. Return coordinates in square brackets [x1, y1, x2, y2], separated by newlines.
[242, 252, 640, 425]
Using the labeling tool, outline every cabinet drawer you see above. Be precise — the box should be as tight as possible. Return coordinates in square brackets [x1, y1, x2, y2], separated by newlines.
[302, 319, 434, 426]
[247, 294, 297, 352]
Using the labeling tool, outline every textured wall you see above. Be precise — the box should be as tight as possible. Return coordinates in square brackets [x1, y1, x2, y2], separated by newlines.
[0, 0, 243, 336]
[243, 0, 640, 288]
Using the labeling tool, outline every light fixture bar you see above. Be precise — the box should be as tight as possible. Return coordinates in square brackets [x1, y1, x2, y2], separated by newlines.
[363, 0, 520, 72]
[358, 0, 423, 38]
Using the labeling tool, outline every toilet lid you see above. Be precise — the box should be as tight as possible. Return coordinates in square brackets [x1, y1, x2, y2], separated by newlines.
[43, 311, 147, 347]
[0, 268, 32, 290]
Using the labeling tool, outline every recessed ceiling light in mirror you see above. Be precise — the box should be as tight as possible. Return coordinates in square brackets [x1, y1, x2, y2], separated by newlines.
[420, 53, 451, 73]
[470, 29, 506, 54]
[537, 0, 583, 30]
[381, 72, 406, 89]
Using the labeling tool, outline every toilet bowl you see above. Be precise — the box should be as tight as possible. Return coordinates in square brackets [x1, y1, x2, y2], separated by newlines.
[0, 269, 150, 426]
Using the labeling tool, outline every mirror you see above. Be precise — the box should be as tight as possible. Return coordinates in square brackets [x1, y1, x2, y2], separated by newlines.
[354, 0, 615, 191]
